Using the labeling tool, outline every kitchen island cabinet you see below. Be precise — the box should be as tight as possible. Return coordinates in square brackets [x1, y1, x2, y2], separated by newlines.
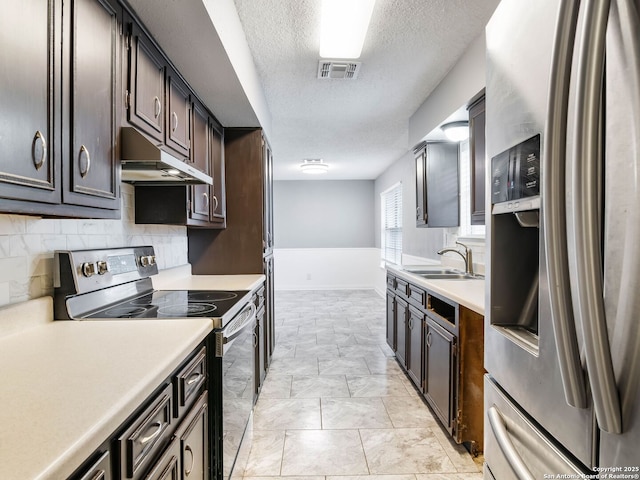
[0, 0, 121, 218]
[385, 268, 484, 454]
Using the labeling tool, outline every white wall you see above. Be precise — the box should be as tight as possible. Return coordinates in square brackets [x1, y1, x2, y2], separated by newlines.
[0, 184, 188, 307]
[274, 248, 386, 295]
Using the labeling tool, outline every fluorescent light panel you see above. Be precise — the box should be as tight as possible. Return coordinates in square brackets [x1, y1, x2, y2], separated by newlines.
[320, 0, 376, 59]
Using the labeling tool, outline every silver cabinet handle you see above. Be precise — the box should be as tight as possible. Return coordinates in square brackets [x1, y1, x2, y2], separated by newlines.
[570, 0, 621, 434]
[171, 112, 178, 132]
[184, 445, 194, 476]
[79, 145, 91, 178]
[253, 331, 258, 348]
[212, 195, 219, 212]
[32, 130, 47, 170]
[542, 0, 587, 409]
[186, 372, 201, 386]
[202, 192, 209, 211]
[154, 96, 161, 118]
[487, 406, 534, 480]
[139, 421, 163, 444]
[426, 331, 432, 348]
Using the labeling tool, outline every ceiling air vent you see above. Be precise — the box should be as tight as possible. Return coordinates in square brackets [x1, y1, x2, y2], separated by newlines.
[317, 60, 361, 80]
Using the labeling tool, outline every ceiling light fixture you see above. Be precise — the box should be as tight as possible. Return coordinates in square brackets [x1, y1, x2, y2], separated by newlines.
[441, 121, 470, 142]
[319, 0, 376, 59]
[300, 159, 329, 174]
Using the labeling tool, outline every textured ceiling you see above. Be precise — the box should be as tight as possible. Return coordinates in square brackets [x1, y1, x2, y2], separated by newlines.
[234, 0, 500, 180]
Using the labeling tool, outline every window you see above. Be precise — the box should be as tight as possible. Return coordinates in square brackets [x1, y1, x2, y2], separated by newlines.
[381, 182, 402, 264]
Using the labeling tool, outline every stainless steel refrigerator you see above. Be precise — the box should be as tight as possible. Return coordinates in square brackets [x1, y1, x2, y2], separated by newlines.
[484, 0, 640, 477]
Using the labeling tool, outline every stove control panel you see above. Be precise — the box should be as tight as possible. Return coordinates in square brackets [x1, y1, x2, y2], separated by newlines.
[54, 246, 158, 296]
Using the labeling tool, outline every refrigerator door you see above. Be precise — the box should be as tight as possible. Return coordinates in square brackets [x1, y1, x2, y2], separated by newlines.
[599, 0, 640, 468]
[485, 0, 596, 469]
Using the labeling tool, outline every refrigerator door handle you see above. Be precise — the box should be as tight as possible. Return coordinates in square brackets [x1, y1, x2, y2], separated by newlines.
[542, 0, 587, 409]
[570, 0, 622, 434]
[487, 406, 535, 480]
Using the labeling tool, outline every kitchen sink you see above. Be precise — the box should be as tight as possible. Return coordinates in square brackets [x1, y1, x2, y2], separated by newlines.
[403, 266, 458, 275]
[416, 272, 484, 280]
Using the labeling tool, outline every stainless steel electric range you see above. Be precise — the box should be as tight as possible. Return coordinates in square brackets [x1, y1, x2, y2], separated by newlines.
[53, 246, 256, 480]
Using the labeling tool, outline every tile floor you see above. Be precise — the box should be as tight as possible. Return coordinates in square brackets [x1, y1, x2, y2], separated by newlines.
[242, 289, 483, 480]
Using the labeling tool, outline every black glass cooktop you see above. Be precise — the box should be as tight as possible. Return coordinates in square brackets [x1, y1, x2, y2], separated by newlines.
[84, 290, 249, 319]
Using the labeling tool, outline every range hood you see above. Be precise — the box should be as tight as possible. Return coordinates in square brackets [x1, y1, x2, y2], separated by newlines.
[120, 127, 213, 185]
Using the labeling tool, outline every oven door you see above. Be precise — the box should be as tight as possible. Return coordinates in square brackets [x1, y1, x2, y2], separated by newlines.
[215, 303, 256, 480]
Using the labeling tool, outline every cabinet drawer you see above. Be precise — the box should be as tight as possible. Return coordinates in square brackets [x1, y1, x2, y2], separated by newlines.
[118, 383, 173, 479]
[386, 275, 395, 289]
[408, 284, 427, 308]
[74, 450, 112, 480]
[174, 347, 206, 418]
[395, 278, 409, 298]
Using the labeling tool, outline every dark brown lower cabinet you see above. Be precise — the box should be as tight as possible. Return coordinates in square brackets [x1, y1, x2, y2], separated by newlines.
[177, 392, 208, 480]
[424, 317, 456, 431]
[255, 304, 266, 395]
[395, 297, 408, 368]
[385, 270, 484, 454]
[143, 436, 181, 480]
[407, 306, 424, 387]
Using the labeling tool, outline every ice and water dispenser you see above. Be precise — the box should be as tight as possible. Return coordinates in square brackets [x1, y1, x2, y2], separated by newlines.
[489, 134, 541, 348]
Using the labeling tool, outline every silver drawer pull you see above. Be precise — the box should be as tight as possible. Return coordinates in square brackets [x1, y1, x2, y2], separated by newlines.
[32, 130, 47, 170]
[186, 372, 201, 386]
[184, 445, 194, 476]
[139, 421, 163, 445]
[79, 145, 91, 178]
[154, 96, 161, 118]
[171, 112, 178, 132]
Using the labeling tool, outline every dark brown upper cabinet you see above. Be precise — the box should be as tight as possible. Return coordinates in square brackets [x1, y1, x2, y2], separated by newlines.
[415, 142, 460, 228]
[126, 19, 165, 144]
[468, 93, 486, 225]
[63, 0, 121, 211]
[209, 120, 227, 227]
[166, 71, 191, 158]
[189, 100, 211, 224]
[0, 0, 121, 218]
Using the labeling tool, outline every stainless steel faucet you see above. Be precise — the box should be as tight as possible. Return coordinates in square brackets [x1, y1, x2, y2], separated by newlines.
[437, 241, 474, 275]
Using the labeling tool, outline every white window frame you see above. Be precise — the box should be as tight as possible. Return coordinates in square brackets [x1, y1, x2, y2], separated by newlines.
[381, 182, 403, 265]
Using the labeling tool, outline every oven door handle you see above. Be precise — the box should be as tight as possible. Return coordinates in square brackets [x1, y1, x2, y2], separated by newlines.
[215, 302, 257, 357]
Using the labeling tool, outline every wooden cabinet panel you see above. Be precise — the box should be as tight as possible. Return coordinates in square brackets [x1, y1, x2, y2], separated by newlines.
[424, 318, 456, 431]
[255, 306, 266, 394]
[407, 306, 424, 387]
[386, 290, 396, 351]
[64, 0, 120, 210]
[143, 436, 180, 480]
[395, 297, 408, 368]
[415, 146, 427, 226]
[189, 101, 210, 223]
[128, 21, 165, 143]
[263, 141, 274, 254]
[425, 142, 459, 227]
[0, 0, 60, 204]
[166, 71, 190, 158]
[469, 94, 486, 225]
[415, 142, 460, 228]
[209, 122, 226, 227]
[178, 392, 208, 480]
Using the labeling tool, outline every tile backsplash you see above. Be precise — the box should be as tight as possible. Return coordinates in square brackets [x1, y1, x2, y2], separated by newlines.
[0, 184, 187, 307]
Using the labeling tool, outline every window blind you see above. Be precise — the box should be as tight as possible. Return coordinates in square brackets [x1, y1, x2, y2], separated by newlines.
[381, 183, 403, 264]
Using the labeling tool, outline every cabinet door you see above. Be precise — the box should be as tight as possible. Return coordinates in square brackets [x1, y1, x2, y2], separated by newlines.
[386, 290, 396, 351]
[255, 307, 266, 394]
[179, 393, 208, 480]
[407, 306, 424, 387]
[128, 21, 165, 143]
[0, 0, 60, 205]
[210, 121, 227, 227]
[469, 95, 486, 225]
[64, 0, 120, 210]
[263, 139, 274, 254]
[415, 146, 427, 227]
[424, 318, 456, 431]
[143, 436, 180, 480]
[166, 71, 190, 158]
[395, 297, 408, 368]
[425, 142, 459, 227]
[189, 101, 210, 223]
[264, 256, 275, 361]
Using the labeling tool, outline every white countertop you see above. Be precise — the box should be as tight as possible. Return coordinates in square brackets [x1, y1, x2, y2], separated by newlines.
[0, 308, 212, 480]
[152, 264, 265, 292]
[387, 264, 485, 315]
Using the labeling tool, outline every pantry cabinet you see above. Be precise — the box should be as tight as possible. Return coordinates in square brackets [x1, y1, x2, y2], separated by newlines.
[0, 0, 121, 218]
[468, 93, 486, 225]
